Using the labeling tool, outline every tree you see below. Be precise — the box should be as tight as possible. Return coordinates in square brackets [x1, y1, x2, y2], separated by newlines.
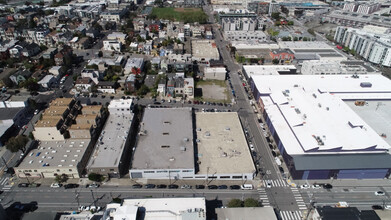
[272, 58, 279, 65]
[20, 78, 39, 91]
[98, 51, 103, 57]
[132, 67, 141, 75]
[88, 173, 105, 182]
[6, 135, 29, 153]
[293, 37, 298, 41]
[271, 12, 280, 20]
[302, 37, 308, 41]
[137, 85, 150, 96]
[55, 174, 68, 183]
[287, 21, 294, 25]
[227, 199, 243, 208]
[244, 198, 259, 207]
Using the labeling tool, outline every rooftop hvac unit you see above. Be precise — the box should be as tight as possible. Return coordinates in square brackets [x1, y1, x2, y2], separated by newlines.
[196, 139, 200, 143]
[180, 146, 186, 151]
[225, 127, 230, 131]
[205, 132, 210, 136]
[196, 128, 201, 131]
[169, 157, 175, 161]
[184, 138, 189, 142]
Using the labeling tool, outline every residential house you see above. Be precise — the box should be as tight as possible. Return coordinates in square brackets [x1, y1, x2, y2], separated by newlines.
[97, 81, 116, 94]
[86, 28, 100, 39]
[38, 75, 57, 89]
[124, 57, 144, 75]
[49, 66, 65, 78]
[70, 37, 90, 50]
[32, 70, 47, 81]
[166, 78, 175, 97]
[9, 45, 23, 58]
[107, 32, 127, 44]
[157, 77, 166, 96]
[100, 11, 122, 23]
[103, 40, 122, 52]
[9, 70, 31, 85]
[81, 69, 100, 84]
[75, 77, 95, 92]
[125, 74, 137, 93]
[54, 46, 73, 66]
[174, 77, 194, 99]
[42, 48, 58, 59]
[21, 43, 41, 57]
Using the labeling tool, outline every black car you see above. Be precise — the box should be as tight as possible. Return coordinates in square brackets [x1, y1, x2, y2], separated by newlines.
[64, 184, 79, 189]
[145, 184, 156, 189]
[168, 184, 179, 189]
[372, 205, 383, 210]
[230, 185, 241, 190]
[18, 183, 29, 188]
[218, 185, 228, 189]
[323, 184, 333, 189]
[208, 185, 218, 189]
[157, 184, 167, 189]
[132, 184, 143, 189]
[195, 185, 205, 189]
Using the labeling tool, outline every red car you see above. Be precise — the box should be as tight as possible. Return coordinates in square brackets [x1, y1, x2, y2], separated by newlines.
[242, 83, 246, 86]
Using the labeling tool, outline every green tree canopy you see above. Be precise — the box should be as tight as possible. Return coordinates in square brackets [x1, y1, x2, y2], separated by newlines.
[227, 199, 243, 208]
[244, 198, 259, 207]
[88, 173, 105, 182]
[6, 135, 29, 153]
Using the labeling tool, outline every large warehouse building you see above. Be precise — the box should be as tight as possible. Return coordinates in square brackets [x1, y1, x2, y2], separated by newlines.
[129, 108, 256, 180]
[250, 74, 391, 179]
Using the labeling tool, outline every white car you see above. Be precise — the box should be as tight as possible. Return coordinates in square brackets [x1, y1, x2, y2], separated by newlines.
[181, 185, 192, 189]
[50, 183, 62, 188]
[266, 181, 272, 188]
[375, 191, 385, 196]
[250, 144, 255, 151]
[34, 109, 39, 115]
[312, 184, 321, 189]
[300, 184, 310, 189]
[78, 206, 85, 211]
[385, 205, 391, 210]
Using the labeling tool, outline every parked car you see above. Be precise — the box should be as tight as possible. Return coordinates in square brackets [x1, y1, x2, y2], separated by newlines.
[88, 183, 100, 188]
[312, 184, 321, 189]
[230, 185, 241, 190]
[132, 184, 143, 189]
[208, 185, 218, 189]
[50, 183, 62, 188]
[145, 184, 156, 189]
[300, 184, 310, 189]
[195, 185, 205, 189]
[64, 184, 79, 189]
[18, 183, 29, 188]
[181, 185, 192, 189]
[372, 205, 383, 210]
[375, 191, 385, 196]
[168, 184, 179, 189]
[323, 184, 333, 189]
[157, 184, 167, 189]
[218, 185, 228, 189]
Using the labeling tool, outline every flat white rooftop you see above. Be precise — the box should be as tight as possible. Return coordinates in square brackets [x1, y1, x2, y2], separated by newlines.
[122, 197, 206, 220]
[195, 112, 255, 175]
[252, 75, 391, 155]
[278, 41, 333, 50]
[243, 65, 297, 76]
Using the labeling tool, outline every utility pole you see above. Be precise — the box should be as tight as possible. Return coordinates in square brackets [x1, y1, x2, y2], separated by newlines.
[90, 189, 96, 207]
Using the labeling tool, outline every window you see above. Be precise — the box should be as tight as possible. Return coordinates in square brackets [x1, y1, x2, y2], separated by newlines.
[144, 171, 155, 173]
[57, 169, 60, 172]
[232, 176, 242, 179]
[220, 176, 230, 179]
[69, 169, 72, 171]
[101, 169, 105, 171]
[34, 170, 37, 172]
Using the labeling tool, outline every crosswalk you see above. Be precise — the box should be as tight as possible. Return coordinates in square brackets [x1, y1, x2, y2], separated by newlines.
[291, 188, 307, 210]
[262, 179, 289, 187]
[280, 210, 303, 220]
[0, 177, 11, 191]
[257, 188, 270, 207]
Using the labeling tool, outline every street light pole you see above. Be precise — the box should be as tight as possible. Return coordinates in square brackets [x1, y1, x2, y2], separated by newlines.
[75, 190, 80, 208]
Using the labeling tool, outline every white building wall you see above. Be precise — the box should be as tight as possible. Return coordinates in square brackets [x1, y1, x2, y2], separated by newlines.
[368, 43, 386, 64]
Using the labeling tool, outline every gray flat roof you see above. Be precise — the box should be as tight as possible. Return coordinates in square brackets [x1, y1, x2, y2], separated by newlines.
[345, 100, 391, 146]
[293, 153, 391, 170]
[18, 139, 90, 169]
[131, 108, 194, 170]
[195, 112, 255, 175]
[216, 207, 277, 220]
[293, 49, 336, 53]
[317, 53, 344, 57]
[0, 107, 23, 120]
[87, 113, 134, 169]
[341, 61, 377, 72]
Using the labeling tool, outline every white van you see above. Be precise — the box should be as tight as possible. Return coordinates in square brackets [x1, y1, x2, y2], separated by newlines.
[241, 184, 253, 190]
